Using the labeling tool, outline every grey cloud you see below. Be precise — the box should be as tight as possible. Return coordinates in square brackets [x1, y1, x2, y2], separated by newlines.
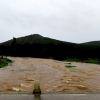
[0, 0, 100, 43]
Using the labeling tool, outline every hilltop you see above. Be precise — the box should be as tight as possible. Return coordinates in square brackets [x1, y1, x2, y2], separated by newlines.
[0, 34, 44, 46]
[0, 34, 100, 61]
[81, 41, 100, 46]
[0, 34, 75, 46]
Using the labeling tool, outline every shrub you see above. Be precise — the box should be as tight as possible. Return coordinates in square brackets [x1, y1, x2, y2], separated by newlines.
[33, 82, 41, 94]
[0, 58, 12, 68]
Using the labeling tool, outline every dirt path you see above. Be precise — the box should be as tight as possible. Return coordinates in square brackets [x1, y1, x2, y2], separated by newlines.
[0, 57, 100, 92]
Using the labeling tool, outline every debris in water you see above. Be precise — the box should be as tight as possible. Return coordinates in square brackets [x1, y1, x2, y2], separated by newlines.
[12, 87, 21, 91]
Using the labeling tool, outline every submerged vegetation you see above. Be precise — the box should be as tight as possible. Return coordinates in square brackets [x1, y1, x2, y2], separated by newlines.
[33, 82, 41, 94]
[0, 57, 13, 68]
[65, 65, 76, 68]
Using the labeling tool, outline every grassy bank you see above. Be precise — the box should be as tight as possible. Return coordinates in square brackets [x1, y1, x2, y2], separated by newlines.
[64, 58, 100, 64]
[0, 58, 13, 68]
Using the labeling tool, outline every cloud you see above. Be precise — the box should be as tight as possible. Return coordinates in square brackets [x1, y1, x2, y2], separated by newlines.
[0, 0, 100, 43]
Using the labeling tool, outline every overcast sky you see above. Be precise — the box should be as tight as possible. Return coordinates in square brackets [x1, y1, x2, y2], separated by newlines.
[0, 0, 100, 43]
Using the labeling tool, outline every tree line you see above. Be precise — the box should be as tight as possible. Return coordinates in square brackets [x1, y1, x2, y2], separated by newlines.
[0, 37, 100, 60]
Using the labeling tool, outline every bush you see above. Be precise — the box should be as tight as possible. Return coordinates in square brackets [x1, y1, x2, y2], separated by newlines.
[0, 58, 13, 68]
[33, 82, 41, 94]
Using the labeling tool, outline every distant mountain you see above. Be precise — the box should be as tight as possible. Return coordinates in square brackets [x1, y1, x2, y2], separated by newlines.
[81, 41, 100, 46]
[0, 34, 75, 46]
[0, 34, 44, 46]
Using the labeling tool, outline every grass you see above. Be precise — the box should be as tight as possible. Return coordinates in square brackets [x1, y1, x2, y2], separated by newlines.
[64, 58, 82, 62]
[0, 58, 13, 68]
[64, 58, 100, 65]
[84, 58, 100, 64]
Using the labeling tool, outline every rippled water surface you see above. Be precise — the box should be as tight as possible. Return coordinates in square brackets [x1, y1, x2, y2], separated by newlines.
[0, 57, 100, 92]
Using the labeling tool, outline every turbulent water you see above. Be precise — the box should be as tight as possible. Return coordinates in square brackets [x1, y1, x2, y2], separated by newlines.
[0, 57, 100, 92]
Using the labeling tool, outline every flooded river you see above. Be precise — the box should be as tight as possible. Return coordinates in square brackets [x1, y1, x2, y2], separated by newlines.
[0, 57, 100, 92]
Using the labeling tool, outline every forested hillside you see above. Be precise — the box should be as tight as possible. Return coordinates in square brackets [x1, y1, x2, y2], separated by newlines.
[81, 41, 100, 46]
[0, 34, 100, 61]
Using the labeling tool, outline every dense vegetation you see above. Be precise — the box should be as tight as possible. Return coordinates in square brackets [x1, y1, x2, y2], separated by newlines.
[0, 57, 13, 68]
[64, 58, 100, 64]
[0, 34, 100, 63]
[81, 41, 100, 46]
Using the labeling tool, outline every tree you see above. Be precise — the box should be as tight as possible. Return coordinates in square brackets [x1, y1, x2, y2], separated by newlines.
[11, 37, 17, 56]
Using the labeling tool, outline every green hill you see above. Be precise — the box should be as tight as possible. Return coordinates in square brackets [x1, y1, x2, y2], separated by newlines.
[0, 34, 75, 46]
[81, 41, 100, 46]
[0, 34, 100, 61]
[0, 34, 77, 60]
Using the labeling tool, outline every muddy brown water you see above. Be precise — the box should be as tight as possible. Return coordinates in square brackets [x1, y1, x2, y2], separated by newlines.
[0, 57, 100, 92]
